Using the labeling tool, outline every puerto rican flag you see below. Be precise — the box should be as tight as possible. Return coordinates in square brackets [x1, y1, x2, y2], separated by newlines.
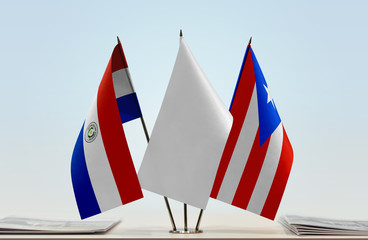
[211, 44, 293, 220]
[71, 41, 143, 219]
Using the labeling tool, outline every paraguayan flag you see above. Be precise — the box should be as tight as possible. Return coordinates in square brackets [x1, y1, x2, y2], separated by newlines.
[71, 40, 143, 219]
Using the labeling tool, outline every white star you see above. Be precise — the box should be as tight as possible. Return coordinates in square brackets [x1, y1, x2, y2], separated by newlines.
[264, 84, 275, 108]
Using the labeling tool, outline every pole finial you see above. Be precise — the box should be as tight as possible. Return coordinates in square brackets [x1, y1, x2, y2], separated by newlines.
[248, 36, 252, 46]
[180, 29, 183, 37]
[117, 36, 121, 44]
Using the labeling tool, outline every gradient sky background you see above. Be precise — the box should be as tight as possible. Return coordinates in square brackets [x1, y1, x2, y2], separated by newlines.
[1, 0, 368, 223]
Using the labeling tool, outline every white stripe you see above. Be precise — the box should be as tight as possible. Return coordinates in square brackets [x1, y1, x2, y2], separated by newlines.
[112, 68, 134, 98]
[247, 123, 283, 215]
[217, 86, 259, 203]
[83, 97, 122, 211]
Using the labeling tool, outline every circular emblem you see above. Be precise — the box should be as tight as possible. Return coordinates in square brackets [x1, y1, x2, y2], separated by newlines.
[85, 122, 98, 143]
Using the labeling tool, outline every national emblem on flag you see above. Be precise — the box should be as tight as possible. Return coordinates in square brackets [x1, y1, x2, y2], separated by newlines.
[211, 40, 293, 220]
[71, 39, 143, 219]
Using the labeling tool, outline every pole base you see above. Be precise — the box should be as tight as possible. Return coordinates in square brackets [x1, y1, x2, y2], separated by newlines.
[169, 229, 203, 234]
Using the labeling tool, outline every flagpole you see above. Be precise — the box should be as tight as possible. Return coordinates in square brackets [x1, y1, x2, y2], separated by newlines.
[184, 203, 188, 232]
[180, 29, 204, 233]
[116, 36, 177, 232]
[195, 209, 203, 231]
[179, 29, 190, 233]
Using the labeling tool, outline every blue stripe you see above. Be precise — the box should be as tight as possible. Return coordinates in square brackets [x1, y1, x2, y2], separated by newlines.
[250, 48, 281, 146]
[229, 45, 250, 111]
[71, 123, 101, 219]
[116, 92, 142, 124]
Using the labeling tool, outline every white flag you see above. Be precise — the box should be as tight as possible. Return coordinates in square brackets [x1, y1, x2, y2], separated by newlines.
[138, 37, 232, 209]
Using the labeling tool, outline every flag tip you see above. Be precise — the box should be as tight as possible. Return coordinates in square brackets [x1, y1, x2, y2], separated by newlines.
[248, 36, 252, 46]
[180, 29, 183, 37]
[117, 36, 121, 44]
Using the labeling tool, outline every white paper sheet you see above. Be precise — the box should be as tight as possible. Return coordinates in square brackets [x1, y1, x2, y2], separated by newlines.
[0, 216, 119, 234]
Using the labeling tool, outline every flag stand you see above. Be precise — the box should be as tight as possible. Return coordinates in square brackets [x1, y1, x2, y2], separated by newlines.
[169, 204, 203, 234]
[117, 36, 178, 232]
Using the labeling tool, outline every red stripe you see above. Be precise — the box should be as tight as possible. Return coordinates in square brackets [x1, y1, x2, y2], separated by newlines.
[111, 43, 128, 73]
[97, 58, 143, 204]
[211, 48, 256, 199]
[260, 126, 293, 220]
[231, 129, 270, 209]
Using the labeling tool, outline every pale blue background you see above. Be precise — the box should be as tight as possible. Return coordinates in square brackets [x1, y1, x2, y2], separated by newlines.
[0, 0, 368, 222]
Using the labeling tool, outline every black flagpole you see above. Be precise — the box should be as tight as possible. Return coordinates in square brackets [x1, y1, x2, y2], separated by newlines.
[116, 36, 177, 231]
[195, 209, 203, 231]
[181, 29, 204, 233]
[179, 29, 204, 233]
[180, 30, 190, 233]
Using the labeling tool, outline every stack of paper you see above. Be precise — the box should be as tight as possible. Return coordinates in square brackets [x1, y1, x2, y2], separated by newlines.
[0, 216, 119, 234]
[280, 215, 368, 236]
